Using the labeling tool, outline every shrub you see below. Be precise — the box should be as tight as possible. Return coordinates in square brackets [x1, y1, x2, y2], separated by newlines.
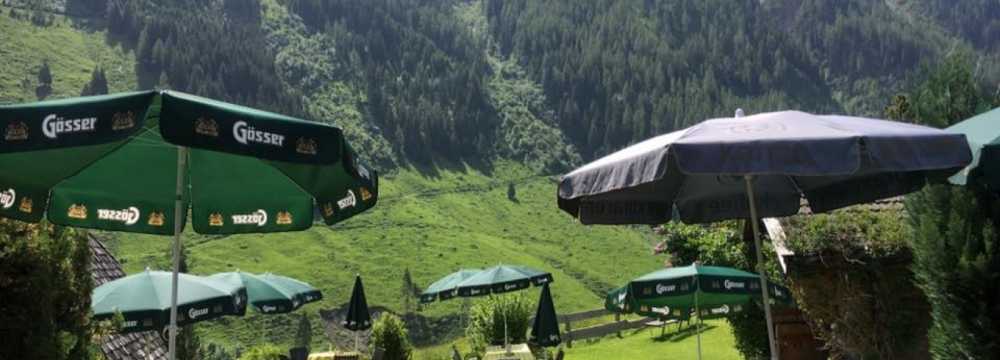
[465, 293, 533, 355]
[238, 344, 284, 360]
[371, 312, 413, 360]
[784, 208, 929, 359]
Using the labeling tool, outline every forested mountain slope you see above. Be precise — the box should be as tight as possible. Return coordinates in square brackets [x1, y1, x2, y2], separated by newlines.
[1, 0, 998, 356]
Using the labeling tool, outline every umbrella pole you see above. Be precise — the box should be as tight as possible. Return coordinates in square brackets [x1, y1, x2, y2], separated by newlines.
[744, 175, 779, 360]
[168, 146, 188, 360]
[695, 289, 702, 360]
[504, 309, 511, 355]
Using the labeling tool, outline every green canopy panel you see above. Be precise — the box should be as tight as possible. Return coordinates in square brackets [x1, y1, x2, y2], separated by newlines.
[0, 90, 378, 235]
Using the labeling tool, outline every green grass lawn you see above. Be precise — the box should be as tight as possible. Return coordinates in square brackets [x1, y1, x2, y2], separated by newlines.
[0, 6, 137, 102]
[106, 162, 666, 352]
[412, 319, 741, 360]
[562, 320, 740, 360]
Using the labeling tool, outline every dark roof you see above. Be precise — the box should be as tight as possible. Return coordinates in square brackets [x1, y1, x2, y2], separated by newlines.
[89, 234, 168, 360]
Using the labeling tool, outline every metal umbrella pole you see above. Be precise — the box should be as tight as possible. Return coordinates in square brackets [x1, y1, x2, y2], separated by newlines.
[744, 175, 779, 360]
[168, 146, 188, 360]
[695, 285, 702, 360]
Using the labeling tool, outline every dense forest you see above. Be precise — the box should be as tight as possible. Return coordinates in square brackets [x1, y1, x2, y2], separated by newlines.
[5, 0, 1000, 168]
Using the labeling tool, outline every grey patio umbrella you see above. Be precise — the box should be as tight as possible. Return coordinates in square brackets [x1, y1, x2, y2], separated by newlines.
[558, 109, 972, 359]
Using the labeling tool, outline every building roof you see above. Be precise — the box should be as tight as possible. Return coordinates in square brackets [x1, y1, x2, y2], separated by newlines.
[766, 197, 904, 273]
[89, 234, 168, 360]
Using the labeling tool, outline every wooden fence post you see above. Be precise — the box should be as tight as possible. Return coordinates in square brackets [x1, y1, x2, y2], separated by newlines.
[615, 313, 622, 338]
[566, 319, 573, 348]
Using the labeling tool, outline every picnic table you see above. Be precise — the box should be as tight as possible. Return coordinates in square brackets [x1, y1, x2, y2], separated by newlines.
[483, 343, 535, 360]
[307, 351, 361, 360]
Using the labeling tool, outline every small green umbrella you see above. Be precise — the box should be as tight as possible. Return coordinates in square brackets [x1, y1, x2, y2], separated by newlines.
[92, 270, 246, 334]
[450, 265, 554, 353]
[0, 90, 377, 360]
[207, 271, 322, 314]
[622, 263, 792, 360]
[420, 268, 482, 303]
[529, 283, 561, 348]
[343, 275, 371, 351]
[947, 107, 1000, 191]
[455, 264, 553, 297]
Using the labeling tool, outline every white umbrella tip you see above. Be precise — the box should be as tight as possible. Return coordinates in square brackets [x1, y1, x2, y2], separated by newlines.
[735, 108, 745, 118]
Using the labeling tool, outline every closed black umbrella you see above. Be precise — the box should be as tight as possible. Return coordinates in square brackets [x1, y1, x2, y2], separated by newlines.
[529, 283, 561, 349]
[343, 275, 371, 351]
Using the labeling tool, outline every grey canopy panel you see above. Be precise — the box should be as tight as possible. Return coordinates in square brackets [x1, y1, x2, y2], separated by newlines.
[559, 111, 972, 224]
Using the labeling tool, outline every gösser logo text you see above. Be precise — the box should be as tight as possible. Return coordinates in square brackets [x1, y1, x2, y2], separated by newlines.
[43, 114, 97, 139]
[233, 121, 284, 146]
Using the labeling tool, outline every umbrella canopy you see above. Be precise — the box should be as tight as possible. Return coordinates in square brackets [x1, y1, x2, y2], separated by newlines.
[420, 268, 482, 303]
[559, 109, 970, 360]
[92, 270, 246, 333]
[207, 271, 322, 314]
[625, 264, 792, 309]
[947, 107, 1000, 190]
[0, 90, 377, 360]
[558, 110, 971, 224]
[529, 283, 561, 348]
[343, 275, 372, 331]
[455, 265, 553, 297]
[0, 90, 378, 230]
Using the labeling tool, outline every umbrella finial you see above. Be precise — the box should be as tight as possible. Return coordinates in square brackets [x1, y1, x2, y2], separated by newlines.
[735, 108, 745, 118]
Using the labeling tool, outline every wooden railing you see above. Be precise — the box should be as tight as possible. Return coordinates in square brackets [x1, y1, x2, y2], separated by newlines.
[534, 309, 656, 347]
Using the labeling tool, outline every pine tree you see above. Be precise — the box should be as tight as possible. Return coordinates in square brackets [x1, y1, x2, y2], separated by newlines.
[81, 67, 109, 96]
[36, 61, 52, 100]
[892, 55, 1000, 359]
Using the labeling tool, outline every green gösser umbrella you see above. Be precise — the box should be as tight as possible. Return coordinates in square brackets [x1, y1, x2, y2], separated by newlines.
[451, 265, 553, 354]
[623, 263, 792, 360]
[92, 270, 247, 334]
[455, 264, 553, 297]
[208, 271, 322, 314]
[0, 90, 378, 360]
[420, 268, 482, 303]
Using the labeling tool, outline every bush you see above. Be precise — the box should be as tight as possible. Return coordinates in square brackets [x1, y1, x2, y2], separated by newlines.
[783, 208, 930, 359]
[238, 344, 284, 360]
[371, 312, 413, 360]
[465, 293, 533, 355]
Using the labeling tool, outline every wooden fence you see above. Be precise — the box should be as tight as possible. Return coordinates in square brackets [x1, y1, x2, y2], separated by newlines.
[534, 309, 657, 347]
